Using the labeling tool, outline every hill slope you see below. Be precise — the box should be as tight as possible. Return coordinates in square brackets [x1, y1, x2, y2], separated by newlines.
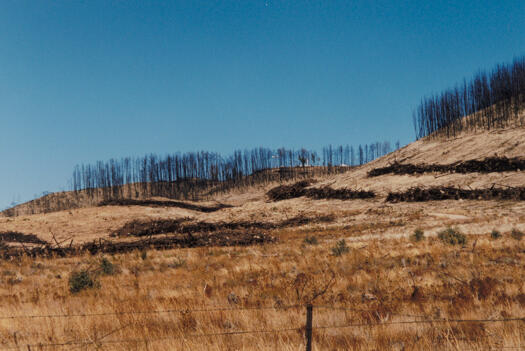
[325, 125, 525, 193]
[1, 126, 525, 246]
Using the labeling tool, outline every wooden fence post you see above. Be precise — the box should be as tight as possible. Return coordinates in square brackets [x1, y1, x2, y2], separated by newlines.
[306, 304, 313, 351]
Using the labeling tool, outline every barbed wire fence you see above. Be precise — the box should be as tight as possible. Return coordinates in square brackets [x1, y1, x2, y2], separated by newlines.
[0, 304, 522, 350]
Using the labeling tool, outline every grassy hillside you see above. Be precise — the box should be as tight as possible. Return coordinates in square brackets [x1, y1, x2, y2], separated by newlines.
[1, 166, 350, 218]
[0, 224, 522, 350]
[0, 123, 524, 350]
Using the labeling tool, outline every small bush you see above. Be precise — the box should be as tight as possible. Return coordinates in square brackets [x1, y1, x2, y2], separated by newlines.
[168, 257, 187, 269]
[69, 270, 97, 294]
[412, 228, 424, 241]
[303, 236, 318, 245]
[140, 250, 147, 260]
[331, 239, 349, 256]
[438, 227, 467, 245]
[100, 257, 116, 275]
[490, 229, 501, 240]
[511, 228, 523, 241]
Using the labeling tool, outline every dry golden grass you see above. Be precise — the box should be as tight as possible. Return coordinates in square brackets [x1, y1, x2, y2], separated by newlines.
[0, 227, 523, 350]
[1, 126, 525, 349]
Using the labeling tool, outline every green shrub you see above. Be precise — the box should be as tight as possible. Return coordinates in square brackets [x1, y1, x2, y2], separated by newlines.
[412, 228, 424, 242]
[438, 227, 467, 245]
[331, 239, 349, 256]
[511, 228, 523, 241]
[490, 229, 501, 240]
[69, 270, 97, 294]
[100, 257, 116, 275]
[303, 236, 318, 245]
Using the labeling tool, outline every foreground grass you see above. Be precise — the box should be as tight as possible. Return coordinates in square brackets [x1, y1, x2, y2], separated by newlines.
[0, 229, 523, 350]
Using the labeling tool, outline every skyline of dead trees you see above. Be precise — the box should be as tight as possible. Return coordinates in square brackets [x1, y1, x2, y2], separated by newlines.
[2, 141, 399, 216]
[413, 56, 525, 139]
[68, 142, 397, 203]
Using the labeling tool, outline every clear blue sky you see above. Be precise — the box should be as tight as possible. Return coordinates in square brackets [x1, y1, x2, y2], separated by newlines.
[1, 0, 524, 209]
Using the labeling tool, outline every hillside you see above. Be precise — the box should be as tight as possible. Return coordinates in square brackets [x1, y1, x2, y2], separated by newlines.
[1, 165, 349, 218]
[0, 126, 524, 350]
[1, 125, 525, 247]
[325, 124, 525, 193]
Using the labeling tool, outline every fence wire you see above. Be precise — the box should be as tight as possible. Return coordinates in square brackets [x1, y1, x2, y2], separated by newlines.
[0, 304, 522, 350]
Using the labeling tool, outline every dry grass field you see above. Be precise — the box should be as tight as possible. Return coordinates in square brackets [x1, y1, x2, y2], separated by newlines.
[0, 227, 523, 350]
[0, 127, 524, 350]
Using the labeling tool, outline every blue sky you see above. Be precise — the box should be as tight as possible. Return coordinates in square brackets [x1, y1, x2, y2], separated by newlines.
[1, 0, 524, 208]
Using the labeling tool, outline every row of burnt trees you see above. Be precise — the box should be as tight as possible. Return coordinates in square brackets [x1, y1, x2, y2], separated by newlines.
[71, 142, 399, 202]
[321, 141, 397, 167]
[413, 56, 525, 139]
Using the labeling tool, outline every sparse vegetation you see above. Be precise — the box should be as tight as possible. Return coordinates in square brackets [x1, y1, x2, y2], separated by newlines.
[438, 227, 467, 245]
[168, 256, 187, 268]
[140, 250, 148, 260]
[511, 228, 523, 241]
[303, 235, 318, 245]
[412, 228, 425, 241]
[331, 239, 349, 256]
[100, 257, 116, 275]
[491, 229, 501, 239]
[0, 231, 521, 350]
[68, 270, 97, 294]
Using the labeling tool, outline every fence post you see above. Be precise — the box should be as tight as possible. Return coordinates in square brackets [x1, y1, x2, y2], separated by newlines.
[305, 304, 313, 351]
